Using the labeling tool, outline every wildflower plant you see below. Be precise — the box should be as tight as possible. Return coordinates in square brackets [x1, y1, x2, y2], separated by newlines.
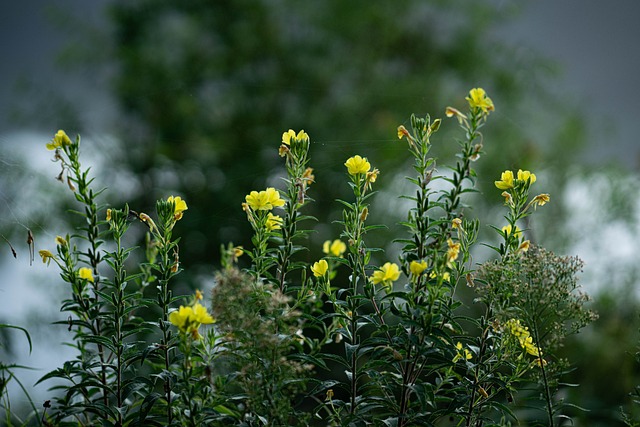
[22, 88, 596, 426]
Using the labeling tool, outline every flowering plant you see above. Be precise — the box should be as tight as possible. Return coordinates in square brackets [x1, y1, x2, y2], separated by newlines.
[2, 89, 597, 426]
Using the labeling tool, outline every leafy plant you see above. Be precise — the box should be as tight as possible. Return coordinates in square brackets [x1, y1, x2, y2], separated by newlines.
[25, 88, 596, 426]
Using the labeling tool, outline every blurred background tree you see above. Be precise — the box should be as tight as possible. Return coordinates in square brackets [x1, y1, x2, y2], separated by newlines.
[99, 0, 570, 273]
[2, 1, 639, 425]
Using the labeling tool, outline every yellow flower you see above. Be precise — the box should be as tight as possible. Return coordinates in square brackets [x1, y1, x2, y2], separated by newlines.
[245, 187, 285, 211]
[265, 213, 283, 231]
[409, 260, 428, 277]
[311, 259, 329, 278]
[46, 130, 72, 150]
[55, 236, 67, 246]
[370, 262, 401, 287]
[517, 169, 537, 185]
[447, 238, 461, 264]
[504, 319, 541, 358]
[167, 196, 188, 221]
[466, 88, 494, 113]
[344, 155, 371, 175]
[323, 239, 347, 257]
[451, 218, 462, 230]
[169, 305, 193, 333]
[494, 170, 514, 190]
[430, 270, 450, 282]
[453, 342, 473, 362]
[39, 249, 54, 265]
[282, 129, 309, 145]
[191, 302, 215, 325]
[264, 187, 284, 208]
[233, 246, 244, 259]
[106, 209, 112, 222]
[429, 271, 451, 282]
[195, 289, 203, 300]
[169, 302, 214, 340]
[78, 267, 94, 283]
[501, 224, 522, 239]
[282, 129, 296, 145]
[533, 193, 550, 208]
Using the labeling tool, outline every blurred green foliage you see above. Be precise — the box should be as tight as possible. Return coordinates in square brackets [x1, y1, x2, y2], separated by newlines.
[101, 0, 566, 272]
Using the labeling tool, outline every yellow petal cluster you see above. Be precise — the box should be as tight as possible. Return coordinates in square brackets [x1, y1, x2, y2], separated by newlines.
[344, 155, 371, 175]
[409, 260, 428, 277]
[504, 319, 541, 357]
[371, 262, 401, 286]
[517, 169, 537, 185]
[282, 129, 309, 145]
[466, 88, 494, 113]
[453, 342, 473, 362]
[167, 196, 188, 221]
[311, 259, 329, 278]
[78, 267, 94, 283]
[323, 239, 347, 257]
[265, 213, 283, 231]
[501, 224, 522, 239]
[245, 187, 285, 211]
[446, 238, 461, 264]
[169, 301, 215, 340]
[494, 170, 514, 190]
[46, 130, 72, 150]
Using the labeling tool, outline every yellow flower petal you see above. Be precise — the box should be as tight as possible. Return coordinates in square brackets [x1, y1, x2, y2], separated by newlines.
[344, 155, 371, 175]
[311, 259, 329, 278]
[78, 267, 94, 283]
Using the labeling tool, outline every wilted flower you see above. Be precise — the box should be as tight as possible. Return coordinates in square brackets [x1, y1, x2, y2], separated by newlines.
[501, 191, 513, 206]
[365, 168, 380, 189]
[533, 193, 550, 208]
[39, 249, 54, 265]
[397, 125, 411, 140]
[518, 240, 531, 253]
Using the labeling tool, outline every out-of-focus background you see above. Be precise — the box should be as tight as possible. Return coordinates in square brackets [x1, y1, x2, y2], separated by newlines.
[1, 1, 639, 425]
